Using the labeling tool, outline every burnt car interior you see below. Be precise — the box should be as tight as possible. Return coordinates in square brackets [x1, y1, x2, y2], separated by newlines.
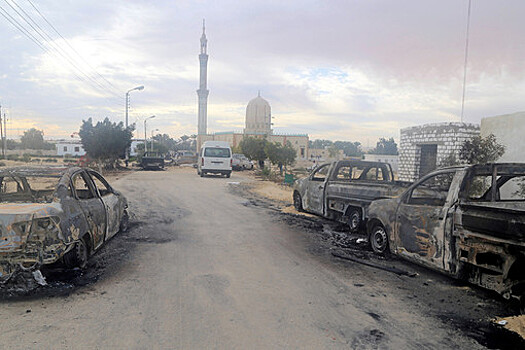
[330, 163, 392, 182]
[0, 175, 59, 203]
[466, 173, 525, 202]
[407, 172, 454, 206]
[71, 173, 96, 200]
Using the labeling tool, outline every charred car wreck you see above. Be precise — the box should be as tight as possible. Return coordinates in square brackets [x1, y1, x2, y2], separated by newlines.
[0, 167, 128, 282]
[293, 160, 411, 231]
[367, 163, 525, 309]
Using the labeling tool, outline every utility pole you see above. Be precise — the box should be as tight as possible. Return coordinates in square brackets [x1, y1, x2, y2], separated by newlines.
[3, 112, 7, 157]
[0, 104, 3, 158]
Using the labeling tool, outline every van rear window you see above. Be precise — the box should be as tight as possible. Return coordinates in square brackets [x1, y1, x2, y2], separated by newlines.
[204, 148, 231, 158]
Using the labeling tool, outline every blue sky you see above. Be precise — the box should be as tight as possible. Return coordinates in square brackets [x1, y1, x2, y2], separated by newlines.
[0, 0, 524, 145]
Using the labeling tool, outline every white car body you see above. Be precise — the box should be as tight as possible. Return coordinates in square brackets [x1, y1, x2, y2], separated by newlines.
[197, 141, 232, 177]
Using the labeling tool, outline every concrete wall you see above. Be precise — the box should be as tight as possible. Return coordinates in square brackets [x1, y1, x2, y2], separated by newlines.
[480, 112, 525, 162]
[364, 154, 399, 173]
[399, 122, 480, 182]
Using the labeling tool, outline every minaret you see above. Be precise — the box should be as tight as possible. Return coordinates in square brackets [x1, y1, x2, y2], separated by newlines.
[197, 19, 209, 135]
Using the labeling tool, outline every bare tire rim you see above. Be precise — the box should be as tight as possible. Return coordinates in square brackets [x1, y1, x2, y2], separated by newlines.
[294, 193, 302, 211]
[371, 226, 388, 253]
[349, 211, 360, 231]
[77, 239, 88, 269]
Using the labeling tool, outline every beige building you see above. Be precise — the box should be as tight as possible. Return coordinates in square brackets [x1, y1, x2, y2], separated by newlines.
[197, 94, 309, 161]
[245, 93, 272, 135]
[308, 148, 345, 162]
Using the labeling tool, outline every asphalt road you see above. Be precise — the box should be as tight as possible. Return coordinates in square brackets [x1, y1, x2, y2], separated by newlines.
[0, 168, 517, 349]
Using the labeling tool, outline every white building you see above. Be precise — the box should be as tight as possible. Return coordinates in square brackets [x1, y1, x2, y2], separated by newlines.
[481, 112, 525, 162]
[364, 154, 399, 173]
[56, 140, 85, 156]
[130, 139, 145, 156]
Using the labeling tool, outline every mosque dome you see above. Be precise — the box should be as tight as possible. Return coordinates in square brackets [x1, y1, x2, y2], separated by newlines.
[245, 93, 272, 135]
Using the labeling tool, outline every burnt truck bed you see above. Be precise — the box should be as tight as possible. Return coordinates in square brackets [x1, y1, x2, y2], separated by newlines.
[366, 163, 525, 308]
[141, 152, 165, 170]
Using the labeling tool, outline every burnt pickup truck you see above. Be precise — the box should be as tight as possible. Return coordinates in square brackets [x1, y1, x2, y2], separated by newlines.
[141, 151, 165, 170]
[293, 160, 411, 231]
[366, 163, 525, 309]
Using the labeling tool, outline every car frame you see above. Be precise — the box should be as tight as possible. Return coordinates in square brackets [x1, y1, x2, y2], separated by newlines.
[0, 166, 128, 282]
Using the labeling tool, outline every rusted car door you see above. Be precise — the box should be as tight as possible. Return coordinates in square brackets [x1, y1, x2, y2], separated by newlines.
[306, 164, 331, 215]
[71, 171, 107, 250]
[88, 171, 121, 240]
[393, 170, 458, 270]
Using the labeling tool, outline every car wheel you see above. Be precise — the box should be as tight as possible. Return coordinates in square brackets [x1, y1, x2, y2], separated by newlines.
[347, 209, 361, 232]
[119, 210, 129, 233]
[369, 223, 389, 255]
[200, 171, 205, 177]
[64, 236, 89, 269]
[293, 192, 304, 212]
[226, 172, 231, 178]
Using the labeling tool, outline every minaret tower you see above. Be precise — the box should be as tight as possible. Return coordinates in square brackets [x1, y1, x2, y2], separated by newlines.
[197, 19, 209, 135]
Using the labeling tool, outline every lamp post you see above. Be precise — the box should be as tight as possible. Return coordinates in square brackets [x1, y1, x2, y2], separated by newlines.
[125, 85, 144, 128]
[144, 115, 156, 153]
[125, 85, 144, 165]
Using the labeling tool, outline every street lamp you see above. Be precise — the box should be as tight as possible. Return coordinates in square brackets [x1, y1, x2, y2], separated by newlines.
[125, 85, 144, 165]
[144, 115, 156, 153]
[125, 85, 144, 129]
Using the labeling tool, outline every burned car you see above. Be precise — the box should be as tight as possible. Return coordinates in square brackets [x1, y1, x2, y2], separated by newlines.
[366, 163, 525, 310]
[0, 167, 128, 282]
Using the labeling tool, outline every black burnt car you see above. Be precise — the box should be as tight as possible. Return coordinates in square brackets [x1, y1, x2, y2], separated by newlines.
[0, 166, 128, 282]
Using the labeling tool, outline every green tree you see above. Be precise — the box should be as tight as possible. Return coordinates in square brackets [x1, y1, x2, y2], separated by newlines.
[79, 118, 134, 169]
[20, 128, 54, 150]
[6, 139, 20, 150]
[240, 137, 268, 168]
[264, 141, 297, 175]
[309, 139, 333, 149]
[333, 141, 363, 157]
[151, 134, 175, 154]
[459, 134, 505, 164]
[369, 137, 398, 155]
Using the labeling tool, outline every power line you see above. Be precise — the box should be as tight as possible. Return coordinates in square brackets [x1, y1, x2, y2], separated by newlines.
[460, 0, 472, 123]
[0, 1, 125, 106]
[2, 0, 123, 101]
[25, 0, 121, 93]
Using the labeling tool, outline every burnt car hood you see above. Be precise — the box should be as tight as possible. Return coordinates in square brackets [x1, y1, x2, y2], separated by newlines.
[0, 202, 62, 253]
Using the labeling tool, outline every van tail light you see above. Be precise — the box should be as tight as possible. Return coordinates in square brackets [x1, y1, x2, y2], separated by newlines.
[201, 157, 204, 166]
[230, 159, 233, 167]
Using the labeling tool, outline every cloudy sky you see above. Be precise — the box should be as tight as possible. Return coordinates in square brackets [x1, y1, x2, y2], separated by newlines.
[0, 0, 524, 145]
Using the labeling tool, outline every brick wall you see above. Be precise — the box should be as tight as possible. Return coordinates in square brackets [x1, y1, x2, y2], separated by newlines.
[399, 122, 480, 181]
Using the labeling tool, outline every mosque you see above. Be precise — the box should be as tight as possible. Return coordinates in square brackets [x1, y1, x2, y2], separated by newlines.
[195, 21, 309, 160]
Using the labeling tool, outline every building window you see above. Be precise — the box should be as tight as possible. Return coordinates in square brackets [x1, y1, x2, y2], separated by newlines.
[74, 147, 80, 152]
[63, 146, 67, 152]
[300, 147, 305, 157]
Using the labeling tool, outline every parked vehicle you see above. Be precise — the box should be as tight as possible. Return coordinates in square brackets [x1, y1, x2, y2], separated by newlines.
[366, 163, 525, 309]
[293, 160, 411, 231]
[232, 153, 254, 171]
[197, 141, 232, 178]
[141, 151, 165, 170]
[174, 151, 198, 166]
[0, 167, 128, 282]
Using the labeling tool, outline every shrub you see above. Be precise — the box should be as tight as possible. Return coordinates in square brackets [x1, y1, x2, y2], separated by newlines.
[22, 154, 32, 162]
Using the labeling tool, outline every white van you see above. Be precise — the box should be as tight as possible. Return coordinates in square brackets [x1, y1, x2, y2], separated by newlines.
[198, 141, 232, 178]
